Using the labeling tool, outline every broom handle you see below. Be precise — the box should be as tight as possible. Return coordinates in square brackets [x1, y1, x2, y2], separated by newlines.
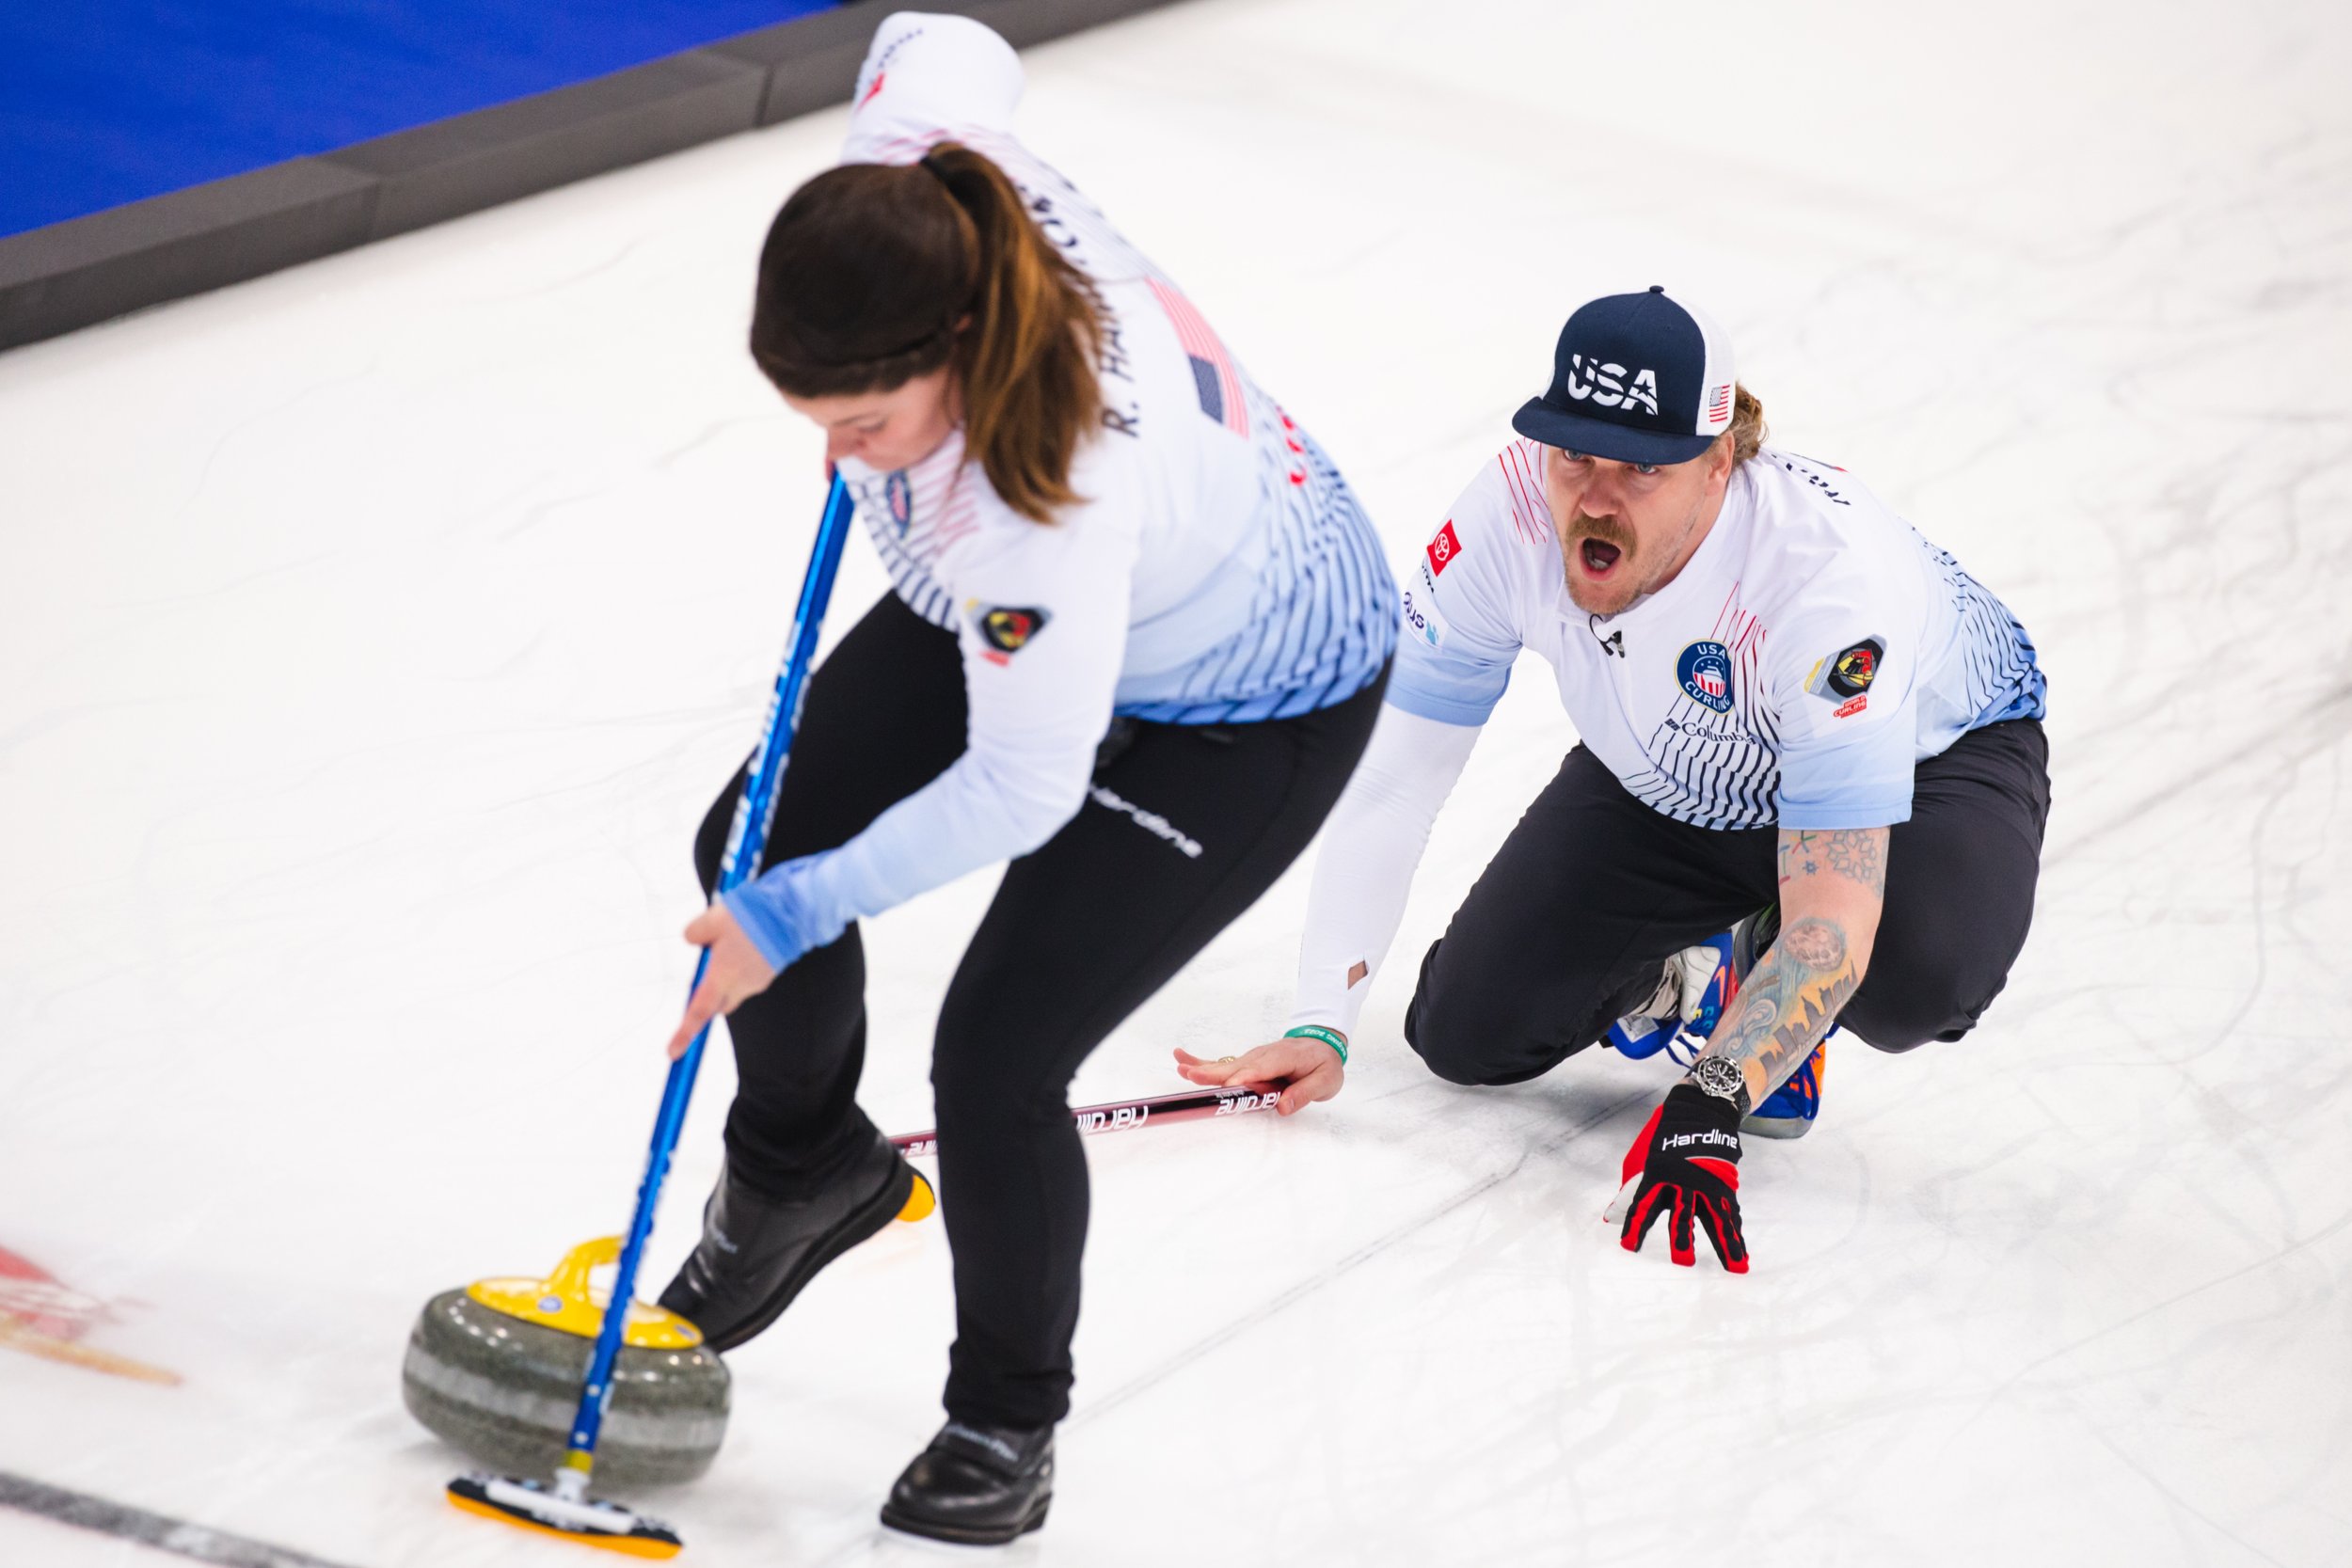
[889, 1082, 1289, 1159]
[561, 477, 856, 1492]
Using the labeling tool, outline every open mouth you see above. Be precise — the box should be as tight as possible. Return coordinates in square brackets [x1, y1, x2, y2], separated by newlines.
[1578, 537, 1623, 576]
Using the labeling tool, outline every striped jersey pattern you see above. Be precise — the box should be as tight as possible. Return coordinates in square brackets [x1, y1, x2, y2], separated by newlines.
[1494, 439, 1564, 546]
[1621, 583, 1786, 830]
[1123, 420, 1396, 724]
[845, 437, 978, 632]
[1937, 541, 2047, 729]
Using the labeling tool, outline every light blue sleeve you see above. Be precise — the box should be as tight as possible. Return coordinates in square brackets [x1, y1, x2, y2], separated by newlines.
[1771, 607, 1920, 831]
[724, 471, 1139, 972]
[1775, 746, 1915, 830]
[1383, 473, 1524, 729]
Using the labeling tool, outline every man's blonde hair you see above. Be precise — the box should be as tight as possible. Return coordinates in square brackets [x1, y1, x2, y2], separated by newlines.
[1726, 384, 1767, 467]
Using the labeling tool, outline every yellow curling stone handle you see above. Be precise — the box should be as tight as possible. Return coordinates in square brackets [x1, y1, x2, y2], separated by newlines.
[465, 1237, 705, 1349]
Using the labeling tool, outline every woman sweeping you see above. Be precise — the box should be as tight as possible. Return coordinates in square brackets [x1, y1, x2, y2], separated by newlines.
[656, 11, 1394, 1544]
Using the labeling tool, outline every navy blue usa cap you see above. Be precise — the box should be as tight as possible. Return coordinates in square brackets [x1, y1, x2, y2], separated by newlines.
[1512, 286, 1737, 465]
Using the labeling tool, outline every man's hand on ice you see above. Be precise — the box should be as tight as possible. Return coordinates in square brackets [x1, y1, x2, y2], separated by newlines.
[1608, 1082, 1750, 1273]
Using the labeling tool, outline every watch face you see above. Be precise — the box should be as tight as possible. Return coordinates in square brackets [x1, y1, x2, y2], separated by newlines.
[1692, 1058, 1743, 1101]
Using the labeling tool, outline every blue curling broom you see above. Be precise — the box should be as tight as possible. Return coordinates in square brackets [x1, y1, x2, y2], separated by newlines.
[449, 478, 860, 1558]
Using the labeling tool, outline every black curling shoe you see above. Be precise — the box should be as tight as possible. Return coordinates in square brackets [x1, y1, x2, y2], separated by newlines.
[880, 1420, 1055, 1545]
[657, 1132, 915, 1352]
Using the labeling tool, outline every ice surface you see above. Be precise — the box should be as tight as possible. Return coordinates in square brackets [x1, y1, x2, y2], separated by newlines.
[4, 1, 2349, 1563]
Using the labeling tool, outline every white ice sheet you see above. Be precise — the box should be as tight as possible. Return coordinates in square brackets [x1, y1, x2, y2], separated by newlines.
[4, 1, 2349, 1563]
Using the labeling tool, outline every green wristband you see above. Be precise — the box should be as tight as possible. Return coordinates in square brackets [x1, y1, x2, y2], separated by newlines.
[1283, 1024, 1348, 1066]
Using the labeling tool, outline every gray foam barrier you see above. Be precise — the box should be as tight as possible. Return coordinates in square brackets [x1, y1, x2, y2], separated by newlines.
[0, 0, 1184, 354]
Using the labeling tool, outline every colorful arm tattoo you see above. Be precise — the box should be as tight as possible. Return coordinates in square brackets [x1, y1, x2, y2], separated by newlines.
[1708, 828, 1889, 1103]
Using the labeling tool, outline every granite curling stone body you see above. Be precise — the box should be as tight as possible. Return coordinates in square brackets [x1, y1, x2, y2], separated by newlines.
[403, 1238, 729, 1484]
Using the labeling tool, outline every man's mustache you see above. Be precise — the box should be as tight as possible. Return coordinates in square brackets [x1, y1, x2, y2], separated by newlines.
[1573, 513, 1633, 551]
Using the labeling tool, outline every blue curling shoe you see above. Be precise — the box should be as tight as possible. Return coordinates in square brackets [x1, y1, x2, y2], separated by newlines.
[1607, 908, 1832, 1139]
[1604, 928, 1742, 1066]
[1604, 1012, 1680, 1061]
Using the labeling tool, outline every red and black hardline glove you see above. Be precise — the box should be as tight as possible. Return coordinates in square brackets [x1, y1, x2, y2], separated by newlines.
[1612, 1082, 1749, 1273]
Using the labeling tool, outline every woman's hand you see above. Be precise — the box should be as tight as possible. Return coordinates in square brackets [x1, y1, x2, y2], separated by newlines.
[1172, 1035, 1346, 1117]
[665, 903, 779, 1060]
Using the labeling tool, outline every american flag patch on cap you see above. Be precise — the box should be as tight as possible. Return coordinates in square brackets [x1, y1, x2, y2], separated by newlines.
[1705, 381, 1734, 429]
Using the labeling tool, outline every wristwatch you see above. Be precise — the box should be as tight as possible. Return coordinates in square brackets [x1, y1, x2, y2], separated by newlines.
[1688, 1055, 1752, 1117]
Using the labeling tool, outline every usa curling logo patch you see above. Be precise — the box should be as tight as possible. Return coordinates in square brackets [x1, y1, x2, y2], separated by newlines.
[1676, 641, 1735, 713]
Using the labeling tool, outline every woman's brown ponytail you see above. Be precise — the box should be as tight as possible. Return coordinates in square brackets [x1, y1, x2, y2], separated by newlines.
[747, 143, 1105, 524]
[919, 144, 1104, 523]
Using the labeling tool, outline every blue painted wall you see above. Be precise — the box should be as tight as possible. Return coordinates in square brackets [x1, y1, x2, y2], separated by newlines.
[1, 1, 843, 237]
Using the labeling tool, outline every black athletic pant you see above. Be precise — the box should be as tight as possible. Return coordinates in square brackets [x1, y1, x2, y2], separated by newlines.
[1405, 720, 2050, 1084]
[693, 593, 1385, 1429]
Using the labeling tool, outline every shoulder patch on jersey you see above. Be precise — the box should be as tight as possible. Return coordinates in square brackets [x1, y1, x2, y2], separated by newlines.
[1677, 641, 1735, 713]
[1806, 637, 1885, 701]
[1425, 520, 1464, 577]
[972, 604, 1051, 662]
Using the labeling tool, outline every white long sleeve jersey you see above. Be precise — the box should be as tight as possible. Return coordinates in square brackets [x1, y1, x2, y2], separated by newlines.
[1290, 441, 2044, 1035]
[723, 13, 1394, 972]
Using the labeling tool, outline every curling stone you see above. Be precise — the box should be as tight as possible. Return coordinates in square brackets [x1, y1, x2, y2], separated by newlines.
[402, 1237, 730, 1486]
